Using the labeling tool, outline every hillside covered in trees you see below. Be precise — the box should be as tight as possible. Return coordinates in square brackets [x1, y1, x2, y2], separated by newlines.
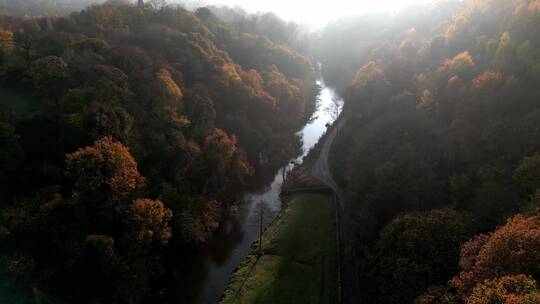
[0, 2, 317, 303]
[316, 0, 540, 302]
[4, 0, 540, 303]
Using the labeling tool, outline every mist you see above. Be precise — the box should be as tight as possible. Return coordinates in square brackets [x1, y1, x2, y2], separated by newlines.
[2, 1, 540, 304]
[193, 0, 434, 26]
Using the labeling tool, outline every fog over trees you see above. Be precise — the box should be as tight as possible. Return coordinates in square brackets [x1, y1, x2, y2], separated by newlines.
[317, 0, 540, 302]
[2, 0, 540, 303]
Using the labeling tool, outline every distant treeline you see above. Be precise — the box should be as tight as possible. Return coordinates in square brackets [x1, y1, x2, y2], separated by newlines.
[0, 0, 108, 16]
[317, 0, 540, 302]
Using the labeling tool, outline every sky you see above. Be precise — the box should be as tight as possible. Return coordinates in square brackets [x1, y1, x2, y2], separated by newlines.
[197, 0, 434, 26]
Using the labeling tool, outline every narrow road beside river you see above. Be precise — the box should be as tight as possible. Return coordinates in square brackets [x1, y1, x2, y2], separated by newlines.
[311, 117, 361, 304]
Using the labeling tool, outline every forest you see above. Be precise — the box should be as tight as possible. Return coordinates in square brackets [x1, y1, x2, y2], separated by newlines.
[3, 0, 540, 303]
[317, 0, 540, 302]
[0, 1, 317, 303]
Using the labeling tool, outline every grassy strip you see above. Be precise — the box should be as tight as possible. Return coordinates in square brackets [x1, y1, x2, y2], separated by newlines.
[221, 193, 339, 304]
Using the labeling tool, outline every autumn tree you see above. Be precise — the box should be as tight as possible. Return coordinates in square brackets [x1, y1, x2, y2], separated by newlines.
[66, 136, 145, 199]
[170, 195, 221, 242]
[152, 68, 190, 127]
[417, 286, 461, 304]
[451, 215, 540, 296]
[201, 128, 252, 196]
[128, 198, 173, 245]
[0, 29, 14, 51]
[467, 275, 540, 304]
[0, 28, 14, 63]
[440, 51, 475, 80]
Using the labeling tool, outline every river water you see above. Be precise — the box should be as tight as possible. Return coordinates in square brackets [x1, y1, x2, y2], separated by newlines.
[195, 78, 343, 303]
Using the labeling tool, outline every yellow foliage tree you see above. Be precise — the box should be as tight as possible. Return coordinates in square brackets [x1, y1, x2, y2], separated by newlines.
[0, 29, 14, 53]
[442, 51, 475, 78]
[154, 69, 190, 126]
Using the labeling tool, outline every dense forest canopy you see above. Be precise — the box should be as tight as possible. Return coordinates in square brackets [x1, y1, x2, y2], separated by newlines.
[316, 0, 540, 303]
[3, 0, 540, 303]
[0, 1, 317, 303]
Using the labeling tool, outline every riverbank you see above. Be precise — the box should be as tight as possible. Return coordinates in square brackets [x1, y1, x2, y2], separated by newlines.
[220, 193, 339, 304]
[191, 78, 345, 303]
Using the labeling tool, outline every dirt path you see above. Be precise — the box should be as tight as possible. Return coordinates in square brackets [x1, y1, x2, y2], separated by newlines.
[311, 117, 361, 304]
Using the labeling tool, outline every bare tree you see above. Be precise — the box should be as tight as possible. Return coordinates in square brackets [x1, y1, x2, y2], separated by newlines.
[252, 200, 275, 257]
[326, 97, 342, 123]
[325, 97, 343, 136]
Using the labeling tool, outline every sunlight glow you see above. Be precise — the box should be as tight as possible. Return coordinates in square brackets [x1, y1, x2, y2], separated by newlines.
[202, 0, 433, 25]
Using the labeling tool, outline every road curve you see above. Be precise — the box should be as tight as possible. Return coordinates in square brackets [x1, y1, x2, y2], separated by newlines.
[311, 117, 361, 304]
[311, 119, 346, 206]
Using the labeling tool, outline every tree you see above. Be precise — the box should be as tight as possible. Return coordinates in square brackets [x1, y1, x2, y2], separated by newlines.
[202, 128, 252, 195]
[451, 215, 540, 296]
[373, 209, 473, 303]
[495, 32, 515, 69]
[418, 89, 435, 112]
[252, 200, 274, 257]
[152, 68, 189, 127]
[467, 275, 540, 304]
[514, 154, 540, 195]
[29, 56, 68, 101]
[187, 93, 216, 141]
[191, 197, 220, 242]
[0, 29, 14, 62]
[326, 96, 343, 137]
[441, 51, 475, 79]
[325, 96, 343, 124]
[66, 136, 145, 199]
[128, 199, 173, 245]
[417, 286, 460, 304]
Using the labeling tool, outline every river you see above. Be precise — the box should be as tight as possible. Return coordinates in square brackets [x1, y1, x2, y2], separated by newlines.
[194, 77, 344, 303]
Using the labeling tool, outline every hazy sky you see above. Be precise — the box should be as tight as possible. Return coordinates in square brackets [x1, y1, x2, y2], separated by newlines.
[199, 0, 434, 26]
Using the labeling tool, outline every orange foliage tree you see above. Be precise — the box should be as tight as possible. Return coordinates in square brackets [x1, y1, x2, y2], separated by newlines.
[0, 28, 14, 54]
[467, 274, 540, 304]
[129, 198, 173, 245]
[452, 214, 540, 296]
[66, 136, 145, 199]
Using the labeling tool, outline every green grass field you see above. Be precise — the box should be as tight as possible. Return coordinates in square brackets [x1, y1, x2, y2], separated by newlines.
[221, 193, 339, 304]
